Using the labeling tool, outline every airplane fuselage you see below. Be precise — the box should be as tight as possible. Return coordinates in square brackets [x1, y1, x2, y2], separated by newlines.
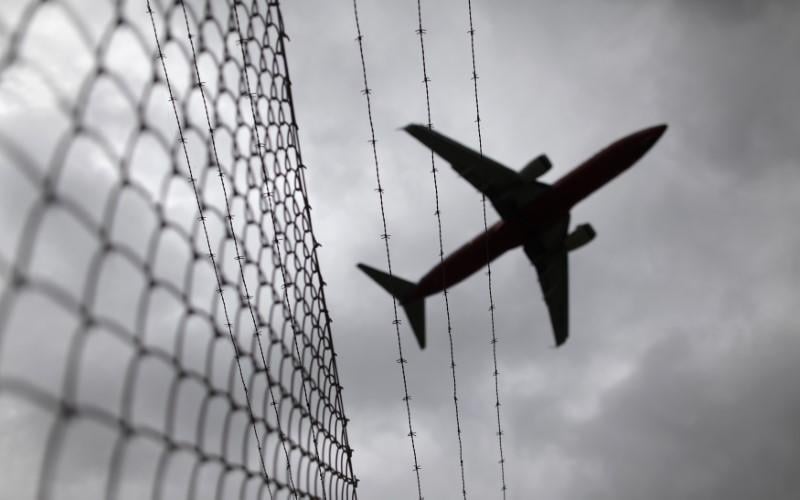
[408, 125, 666, 302]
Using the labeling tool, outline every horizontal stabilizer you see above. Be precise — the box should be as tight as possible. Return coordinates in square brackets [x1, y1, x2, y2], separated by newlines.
[357, 263, 427, 348]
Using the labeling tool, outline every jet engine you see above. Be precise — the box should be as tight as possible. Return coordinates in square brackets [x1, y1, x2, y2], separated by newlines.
[519, 154, 552, 181]
[564, 223, 596, 251]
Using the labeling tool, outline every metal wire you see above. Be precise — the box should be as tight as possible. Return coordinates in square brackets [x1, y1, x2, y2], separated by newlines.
[350, 1, 424, 498]
[465, 0, 509, 496]
[411, 2, 469, 498]
[0, 0, 357, 498]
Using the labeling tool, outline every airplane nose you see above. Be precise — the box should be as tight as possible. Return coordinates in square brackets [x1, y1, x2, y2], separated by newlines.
[650, 123, 668, 137]
[633, 124, 668, 152]
[643, 123, 668, 145]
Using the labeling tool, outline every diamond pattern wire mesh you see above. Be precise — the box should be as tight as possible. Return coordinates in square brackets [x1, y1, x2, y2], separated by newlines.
[0, 1, 356, 499]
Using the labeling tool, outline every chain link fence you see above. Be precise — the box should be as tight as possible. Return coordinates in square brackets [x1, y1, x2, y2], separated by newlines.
[0, 0, 356, 498]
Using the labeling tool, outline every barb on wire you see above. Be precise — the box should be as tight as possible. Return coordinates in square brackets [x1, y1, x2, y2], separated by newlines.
[465, 0, 509, 496]
[230, 1, 360, 497]
[351, 0, 424, 498]
[176, 1, 298, 497]
[149, 4, 277, 497]
[412, 1, 469, 498]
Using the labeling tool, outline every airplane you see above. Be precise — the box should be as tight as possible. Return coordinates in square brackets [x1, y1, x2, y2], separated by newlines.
[357, 123, 667, 349]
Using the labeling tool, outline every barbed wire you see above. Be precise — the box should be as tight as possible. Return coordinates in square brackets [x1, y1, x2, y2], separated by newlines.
[269, 3, 359, 491]
[411, 1, 469, 498]
[465, 0, 509, 497]
[227, 2, 340, 497]
[147, 2, 279, 497]
[0, 0, 357, 498]
[349, 0, 425, 498]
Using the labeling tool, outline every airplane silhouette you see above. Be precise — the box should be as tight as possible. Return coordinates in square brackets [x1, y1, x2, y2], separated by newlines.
[358, 123, 667, 348]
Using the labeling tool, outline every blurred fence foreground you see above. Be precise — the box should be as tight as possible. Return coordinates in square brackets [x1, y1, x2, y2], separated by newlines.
[0, 1, 357, 499]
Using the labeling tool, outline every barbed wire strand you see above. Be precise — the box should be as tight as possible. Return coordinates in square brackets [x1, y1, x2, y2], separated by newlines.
[229, 1, 335, 498]
[176, 1, 299, 497]
[350, 1, 425, 498]
[146, 3, 276, 498]
[272, 0, 360, 495]
[466, 0, 509, 497]
[411, 2, 469, 499]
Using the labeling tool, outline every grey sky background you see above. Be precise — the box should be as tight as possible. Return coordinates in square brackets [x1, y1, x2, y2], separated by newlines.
[282, 0, 800, 498]
[0, 0, 798, 499]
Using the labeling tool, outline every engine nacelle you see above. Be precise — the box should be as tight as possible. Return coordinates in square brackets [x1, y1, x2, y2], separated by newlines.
[564, 223, 596, 251]
[519, 154, 552, 182]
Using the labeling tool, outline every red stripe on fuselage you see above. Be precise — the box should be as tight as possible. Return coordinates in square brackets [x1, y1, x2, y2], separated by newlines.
[408, 125, 666, 302]
[412, 219, 521, 300]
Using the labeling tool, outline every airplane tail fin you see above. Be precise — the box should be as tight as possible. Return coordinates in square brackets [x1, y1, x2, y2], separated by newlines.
[357, 263, 426, 349]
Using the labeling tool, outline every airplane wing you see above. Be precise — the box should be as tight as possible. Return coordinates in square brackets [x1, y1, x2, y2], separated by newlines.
[404, 124, 547, 219]
[522, 226, 570, 347]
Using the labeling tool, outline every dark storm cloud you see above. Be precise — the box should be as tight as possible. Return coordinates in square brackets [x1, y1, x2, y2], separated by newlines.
[661, 0, 800, 177]
[559, 327, 800, 499]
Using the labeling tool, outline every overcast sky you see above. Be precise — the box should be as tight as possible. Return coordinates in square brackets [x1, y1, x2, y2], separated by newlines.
[281, 0, 800, 498]
[1, 0, 800, 499]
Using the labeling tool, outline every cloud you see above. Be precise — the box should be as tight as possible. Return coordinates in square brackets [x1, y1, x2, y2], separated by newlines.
[283, 0, 800, 498]
[1, 0, 799, 499]
[559, 325, 800, 500]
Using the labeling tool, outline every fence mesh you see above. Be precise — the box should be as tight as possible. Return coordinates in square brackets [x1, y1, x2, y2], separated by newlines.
[0, 1, 357, 499]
